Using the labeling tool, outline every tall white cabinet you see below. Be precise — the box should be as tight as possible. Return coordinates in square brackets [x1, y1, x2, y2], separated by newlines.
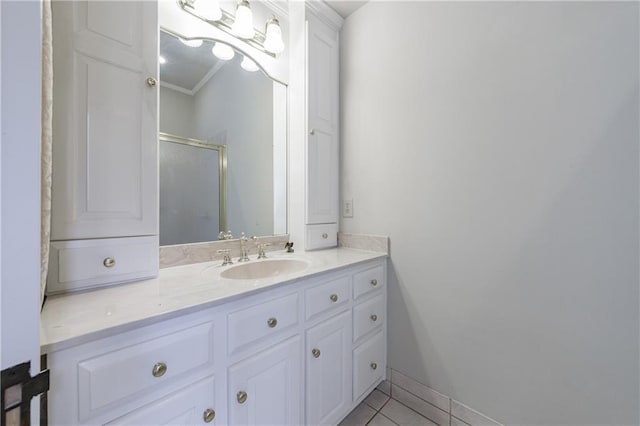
[48, 1, 159, 294]
[305, 4, 343, 250]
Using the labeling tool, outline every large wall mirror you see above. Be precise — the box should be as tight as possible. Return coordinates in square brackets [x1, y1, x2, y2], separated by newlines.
[159, 28, 287, 246]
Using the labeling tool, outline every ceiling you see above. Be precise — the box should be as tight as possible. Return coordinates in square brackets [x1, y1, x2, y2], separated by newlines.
[324, 1, 368, 18]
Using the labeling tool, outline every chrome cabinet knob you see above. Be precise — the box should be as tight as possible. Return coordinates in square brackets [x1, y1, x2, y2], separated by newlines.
[370, 314, 378, 322]
[103, 257, 116, 268]
[312, 348, 321, 358]
[237, 391, 248, 404]
[152, 362, 167, 377]
[370, 279, 378, 286]
[309, 129, 315, 135]
[146, 77, 157, 87]
[322, 233, 328, 239]
[370, 362, 378, 370]
[203, 408, 216, 423]
[267, 317, 278, 328]
[330, 294, 338, 302]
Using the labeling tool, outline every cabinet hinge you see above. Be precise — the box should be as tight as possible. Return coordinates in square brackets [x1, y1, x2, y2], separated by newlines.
[1, 360, 50, 426]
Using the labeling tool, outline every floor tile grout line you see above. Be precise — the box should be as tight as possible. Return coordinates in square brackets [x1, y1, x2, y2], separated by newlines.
[389, 380, 450, 417]
[389, 395, 445, 426]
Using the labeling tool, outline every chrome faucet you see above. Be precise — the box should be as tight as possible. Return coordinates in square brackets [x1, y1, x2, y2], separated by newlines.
[238, 233, 250, 262]
[216, 249, 233, 266]
[218, 230, 234, 240]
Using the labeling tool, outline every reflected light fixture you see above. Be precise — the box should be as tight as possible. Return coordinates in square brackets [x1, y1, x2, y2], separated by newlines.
[180, 38, 204, 48]
[159, 55, 167, 64]
[194, 0, 222, 21]
[263, 18, 284, 54]
[241, 56, 259, 72]
[178, 0, 285, 57]
[212, 42, 235, 60]
[231, 0, 255, 39]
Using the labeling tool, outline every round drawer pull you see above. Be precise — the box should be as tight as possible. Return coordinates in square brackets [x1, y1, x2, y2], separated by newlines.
[312, 348, 321, 358]
[370, 279, 378, 286]
[267, 317, 278, 328]
[322, 233, 328, 239]
[203, 408, 216, 423]
[103, 257, 116, 268]
[146, 77, 157, 87]
[371, 314, 378, 322]
[330, 294, 338, 302]
[310, 128, 316, 135]
[237, 391, 248, 404]
[152, 362, 167, 378]
[370, 362, 378, 370]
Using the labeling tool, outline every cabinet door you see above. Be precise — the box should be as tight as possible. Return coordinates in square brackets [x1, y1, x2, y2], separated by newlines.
[51, 0, 158, 240]
[306, 12, 339, 225]
[107, 376, 216, 425]
[228, 336, 302, 425]
[306, 311, 352, 425]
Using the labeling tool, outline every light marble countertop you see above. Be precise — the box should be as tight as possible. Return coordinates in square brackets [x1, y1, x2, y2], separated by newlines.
[40, 248, 386, 353]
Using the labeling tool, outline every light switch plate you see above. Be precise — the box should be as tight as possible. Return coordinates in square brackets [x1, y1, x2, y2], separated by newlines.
[342, 199, 353, 218]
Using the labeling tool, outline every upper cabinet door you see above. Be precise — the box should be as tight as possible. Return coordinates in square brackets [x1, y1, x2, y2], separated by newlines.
[51, 1, 158, 240]
[306, 12, 339, 225]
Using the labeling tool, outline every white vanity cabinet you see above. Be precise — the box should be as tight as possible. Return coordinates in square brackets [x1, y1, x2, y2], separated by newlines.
[48, 0, 159, 294]
[46, 258, 386, 425]
[305, 4, 343, 249]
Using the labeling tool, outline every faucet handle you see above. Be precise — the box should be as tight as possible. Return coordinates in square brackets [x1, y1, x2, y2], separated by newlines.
[256, 243, 271, 259]
[216, 249, 233, 266]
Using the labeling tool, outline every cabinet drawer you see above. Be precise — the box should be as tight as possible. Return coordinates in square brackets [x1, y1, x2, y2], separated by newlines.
[305, 276, 350, 320]
[353, 294, 385, 342]
[306, 223, 338, 250]
[353, 330, 385, 402]
[47, 236, 158, 295]
[353, 264, 384, 300]
[107, 375, 216, 425]
[227, 292, 299, 355]
[78, 321, 215, 421]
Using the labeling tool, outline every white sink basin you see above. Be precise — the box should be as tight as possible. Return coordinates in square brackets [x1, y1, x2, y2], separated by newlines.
[220, 259, 309, 280]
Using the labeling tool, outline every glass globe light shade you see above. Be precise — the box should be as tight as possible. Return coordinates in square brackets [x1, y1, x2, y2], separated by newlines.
[212, 42, 235, 60]
[232, 0, 255, 39]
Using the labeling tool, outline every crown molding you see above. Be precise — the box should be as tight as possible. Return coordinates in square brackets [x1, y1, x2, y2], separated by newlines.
[305, 0, 344, 31]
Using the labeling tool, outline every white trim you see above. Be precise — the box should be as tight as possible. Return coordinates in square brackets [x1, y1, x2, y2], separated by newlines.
[160, 81, 194, 96]
[192, 61, 226, 94]
[262, 0, 289, 18]
[305, 0, 344, 31]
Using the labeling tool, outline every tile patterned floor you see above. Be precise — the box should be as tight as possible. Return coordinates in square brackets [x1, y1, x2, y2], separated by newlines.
[339, 384, 438, 426]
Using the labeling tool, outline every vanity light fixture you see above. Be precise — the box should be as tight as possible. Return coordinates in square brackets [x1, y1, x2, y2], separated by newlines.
[212, 42, 235, 60]
[240, 56, 259, 72]
[231, 0, 255, 39]
[263, 18, 284, 54]
[193, 0, 222, 21]
[180, 38, 204, 48]
[178, 0, 285, 58]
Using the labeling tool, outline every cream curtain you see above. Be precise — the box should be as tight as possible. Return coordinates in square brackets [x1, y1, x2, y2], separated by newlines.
[41, 0, 53, 307]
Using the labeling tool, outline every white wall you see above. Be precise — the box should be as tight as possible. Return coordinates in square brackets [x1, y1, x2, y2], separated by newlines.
[0, 0, 42, 419]
[159, 86, 195, 138]
[340, 2, 639, 424]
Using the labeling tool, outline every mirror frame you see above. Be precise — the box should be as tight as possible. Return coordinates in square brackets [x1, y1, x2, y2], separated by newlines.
[159, 132, 228, 235]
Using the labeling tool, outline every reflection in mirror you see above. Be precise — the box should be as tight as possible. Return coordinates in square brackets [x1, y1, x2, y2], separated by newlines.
[159, 29, 287, 244]
[159, 133, 227, 246]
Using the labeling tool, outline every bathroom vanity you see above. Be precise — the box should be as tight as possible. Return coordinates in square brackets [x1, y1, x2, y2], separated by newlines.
[40, 0, 384, 424]
[41, 249, 387, 425]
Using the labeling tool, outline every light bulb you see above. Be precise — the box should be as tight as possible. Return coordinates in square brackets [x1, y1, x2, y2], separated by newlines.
[194, 0, 222, 21]
[264, 17, 284, 54]
[241, 56, 259, 72]
[180, 38, 203, 48]
[159, 55, 167, 64]
[212, 42, 234, 60]
[232, 0, 255, 39]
